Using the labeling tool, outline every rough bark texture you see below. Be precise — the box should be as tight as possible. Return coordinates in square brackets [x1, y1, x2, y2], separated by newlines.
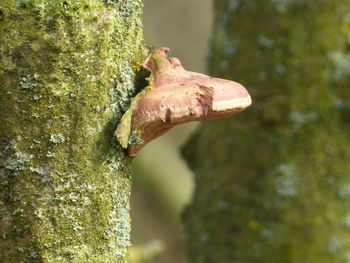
[183, 1, 350, 262]
[0, 1, 144, 262]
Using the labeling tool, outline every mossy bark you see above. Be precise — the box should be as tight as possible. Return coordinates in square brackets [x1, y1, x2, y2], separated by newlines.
[183, 1, 350, 262]
[0, 0, 144, 262]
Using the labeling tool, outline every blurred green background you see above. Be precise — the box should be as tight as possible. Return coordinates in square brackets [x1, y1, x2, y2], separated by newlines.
[130, 0, 212, 262]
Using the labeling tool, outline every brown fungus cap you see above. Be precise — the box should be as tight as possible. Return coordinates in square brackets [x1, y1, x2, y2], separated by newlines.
[115, 47, 252, 157]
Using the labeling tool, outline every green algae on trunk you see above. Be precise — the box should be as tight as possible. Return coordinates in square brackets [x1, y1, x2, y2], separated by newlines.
[182, 1, 350, 262]
[0, 0, 145, 262]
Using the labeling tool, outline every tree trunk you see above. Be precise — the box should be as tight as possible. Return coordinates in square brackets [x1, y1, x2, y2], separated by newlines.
[183, 1, 350, 262]
[0, 1, 144, 262]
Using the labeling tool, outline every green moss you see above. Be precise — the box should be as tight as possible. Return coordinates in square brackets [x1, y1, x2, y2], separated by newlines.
[0, 0, 145, 262]
[114, 64, 151, 148]
[114, 87, 148, 148]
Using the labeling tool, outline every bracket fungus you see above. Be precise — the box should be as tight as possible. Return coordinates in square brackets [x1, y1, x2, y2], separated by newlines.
[115, 47, 252, 157]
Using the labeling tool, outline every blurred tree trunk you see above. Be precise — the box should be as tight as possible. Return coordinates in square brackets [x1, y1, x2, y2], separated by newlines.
[183, 1, 350, 262]
[0, 1, 144, 262]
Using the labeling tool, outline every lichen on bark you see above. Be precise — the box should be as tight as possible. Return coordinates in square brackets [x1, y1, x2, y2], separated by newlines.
[0, 0, 145, 262]
[183, 1, 350, 262]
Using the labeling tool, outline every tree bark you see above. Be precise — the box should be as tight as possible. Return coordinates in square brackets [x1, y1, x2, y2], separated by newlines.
[0, 1, 144, 262]
[183, 1, 350, 262]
